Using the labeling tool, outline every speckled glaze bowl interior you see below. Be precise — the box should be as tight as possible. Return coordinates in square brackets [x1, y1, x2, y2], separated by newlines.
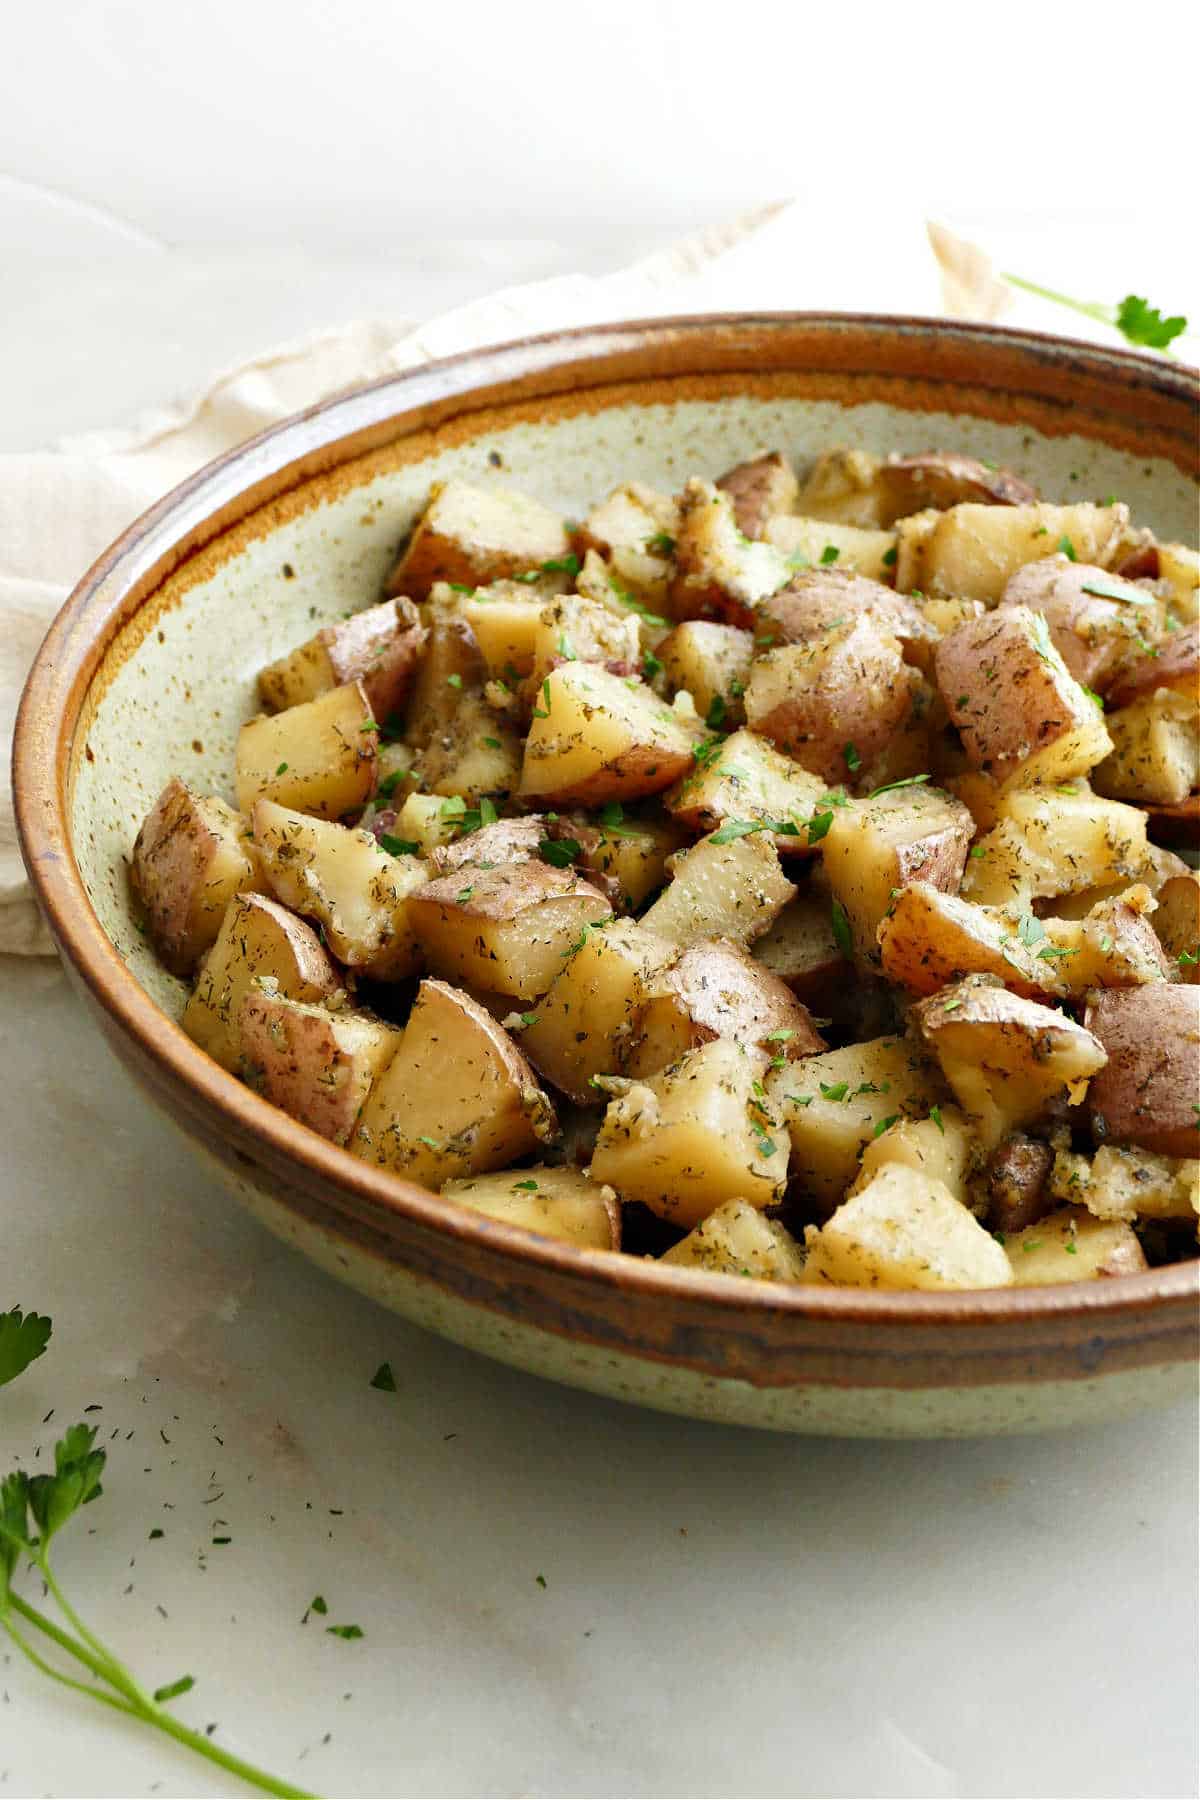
[15, 315, 1200, 1436]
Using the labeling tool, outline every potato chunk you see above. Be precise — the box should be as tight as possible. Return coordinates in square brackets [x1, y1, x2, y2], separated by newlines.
[765, 1036, 945, 1207]
[657, 621, 754, 727]
[666, 728, 827, 852]
[668, 478, 789, 626]
[182, 893, 340, 1072]
[519, 664, 700, 806]
[904, 502, 1128, 603]
[848, 1105, 977, 1204]
[1003, 1207, 1147, 1284]
[823, 784, 972, 964]
[131, 779, 260, 973]
[752, 893, 850, 1003]
[1093, 689, 1199, 806]
[914, 977, 1107, 1151]
[253, 798, 427, 978]
[235, 680, 378, 820]
[239, 987, 401, 1144]
[754, 568, 929, 653]
[407, 860, 612, 1001]
[639, 830, 796, 950]
[520, 920, 672, 1103]
[660, 1198, 806, 1281]
[1053, 1144, 1199, 1229]
[802, 1165, 1013, 1291]
[459, 582, 546, 680]
[763, 517, 897, 583]
[1084, 987, 1200, 1159]
[745, 618, 919, 784]
[624, 937, 825, 1078]
[352, 980, 557, 1183]
[1159, 543, 1200, 621]
[961, 786, 1148, 908]
[715, 450, 798, 540]
[387, 480, 569, 601]
[936, 606, 1112, 785]
[793, 447, 888, 528]
[1106, 619, 1199, 708]
[1153, 873, 1200, 981]
[525, 593, 642, 699]
[571, 812, 687, 911]
[441, 1165, 620, 1250]
[876, 452, 1037, 521]
[256, 598, 427, 721]
[590, 1040, 789, 1227]
[999, 560, 1159, 693]
[578, 482, 679, 601]
[879, 883, 1044, 997]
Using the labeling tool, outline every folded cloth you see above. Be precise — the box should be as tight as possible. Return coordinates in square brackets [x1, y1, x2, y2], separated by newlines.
[0, 205, 1136, 955]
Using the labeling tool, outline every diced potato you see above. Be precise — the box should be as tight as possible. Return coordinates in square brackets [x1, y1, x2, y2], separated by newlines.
[579, 482, 679, 599]
[574, 548, 672, 654]
[1003, 1207, 1147, 1284]
[793, 448, 888, 528]
[182, 893, 340, 1072]
[525, 592, 641, 696]
[417, 699, 523, 801]
[1052, 1144, 1199, 1229]
[352, 979, 557, 1183]
[660, 1197, 806, 1281]
[961, 786, 1148, 908]
[946, 768, 1002, 834]
[904, 503, 1129, 603]
[519, 663, 701, 806]
[624, 937, 825, 1078]
[893, 508, 940, 594]
[441, 1165, 620, 1250]
[1154, 873, 1200, 981]
[407, 860, 612, 1001]
[391, 792, 465, 856]
[521, 920, 672, 1104]
[802, 1164, 1013, 1290]
[1159, 543, 1200, 622]
[765, 1035, 945, 1206]
[763, 517, 898, 583]
[823, 784, 972, 965]
[879, 882, 1045, 997]
[755, 570, 932, 658]
[876, 453, 1036, 522]
[848, 1105, 977, 1204]
[986, 1134, 1054, 1235]
[256, 597, 427, 721]
[639, 830, 796, 950]
[1036, 888, 1173, 994]
[460, 581, 550, 680]
[1084, 986, 1200, 1159]
[573, 813, 687, 911]
[253, 798, 427, 978]
[666, 727, 827, 852]
[715, 450, 798, 540]
[668, 478, 789, 626]
[403, 595, 486, 749]
[1000, 560, 1161, 693]
[1093, 689, 1199, 806]
[657, 621, 754, 727]
[426, 814, 545, 874]
[936, 606, 1112, 785]
[239, 986, 401, 1144]
[131, 778, 260, 973]
[915, 977, 1107, 1151]
[590, 1040, 789, 1228]
[752, 892, 849, 1003]
[386, 480, 569, 601]
[235, 680, 378, 820]
[744, 618, 919, 784]
[1106, 619, 1199, 708]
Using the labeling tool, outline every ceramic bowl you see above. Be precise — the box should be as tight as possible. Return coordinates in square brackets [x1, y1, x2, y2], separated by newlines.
[14, 314, 1200, 1437]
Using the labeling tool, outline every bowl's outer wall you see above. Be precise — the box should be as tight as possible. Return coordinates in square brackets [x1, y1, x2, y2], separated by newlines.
[16, 317, 1200, 1434]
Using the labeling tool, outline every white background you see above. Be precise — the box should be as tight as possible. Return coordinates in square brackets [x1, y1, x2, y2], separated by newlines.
[2, 4, 1199, 1798]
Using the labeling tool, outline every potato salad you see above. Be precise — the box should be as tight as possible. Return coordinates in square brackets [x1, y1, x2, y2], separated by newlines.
[130, 445, 1200, 1290]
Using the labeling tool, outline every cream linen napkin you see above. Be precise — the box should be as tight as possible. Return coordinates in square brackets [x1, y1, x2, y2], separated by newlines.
[0, 207, 1011, 955]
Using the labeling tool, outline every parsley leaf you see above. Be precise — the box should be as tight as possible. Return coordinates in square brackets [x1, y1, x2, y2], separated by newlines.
[645, 532, 676, 556]
[379, 833, 420, 858]
[369, 1362, 396, 1392]
[1079, 575, 1154, 608]
[1055, 535, 1077, 561]
[843, 742, 862, 773]
[539, 836, 580, 868]
[830, 899, 853, 958]
[868, 773, 931, 798]
[819, 544, 840, 565]
[1002, 275, 1188, 354]
[709, 818, 766, 845]
[705, 693, 727, 731]
[0, 1308, 51, 1390]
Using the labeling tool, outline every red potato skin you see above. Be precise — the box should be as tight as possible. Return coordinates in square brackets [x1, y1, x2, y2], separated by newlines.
[429, 816, 548, 874]
[325, 597, 428, 721]
[1143, 796, 1200, 850]
[653, 938, 828, 1059]
[131, 779, 258, 975]
[1085, 986, 1200, 1158]
[1105, 620, 1200, 708]
[935, 606, 1098, 776]
[999, 560, 1155, 692]
[877, 453, 1037, 523]
[755, 569, 930, 653]
[747, 618, 918, 785]
[239, 993, 386, 1146]
[715, 451, 798, 540]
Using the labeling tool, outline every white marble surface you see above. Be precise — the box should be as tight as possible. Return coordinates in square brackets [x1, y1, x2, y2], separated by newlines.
[2, 169, 1198, 1796]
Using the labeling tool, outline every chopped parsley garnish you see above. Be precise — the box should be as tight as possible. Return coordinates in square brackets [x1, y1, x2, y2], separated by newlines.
[820, 544, 840, 565]
[830, 899, 853, 958]
[1081, 685, 1104, 711]
[540, 554, 582, 577]
[709, 818, 766, 844]
[456, 886, 475, 904]
[482, 735, 502, 750]
[929, 1105, 944, 1135]
[608, 574, 667, 628]
[705, 693, 728, 731]
[1056, 535, 1077, 561]
[598, 799, 643, 838]
[376, 769, 407, 799]
[514, 1179, 539, 1191]
[446, 672, 463, 689]
[370, 1362, 396, 1391]
[868, 772, 931, 798]
[645, 531, 676, 556]
[379, 834, 420, 857]
[274, 761, 289, 776]
[872, 1114, 900, 1138]
[642, 650, 664, 682]
[843, 742, 862, 773]
[806, 808, 834, 845]
[882, 546, 898, 567]
[326, 1624, 364, 1641]
[819, 1081, 849, 1102]
[1016, 913, 1046, 948]
[539, 837, 580, 868]
[532, 677, 553, 720]
[1079, 575, 1153, 607]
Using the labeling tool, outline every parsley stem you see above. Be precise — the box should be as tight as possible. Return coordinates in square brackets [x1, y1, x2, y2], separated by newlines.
[138, 1704, 318, 1800]
[38, 1555, 150, 1708]
[1001, 273, 1112, 325]
[9, 1591, 123, 1690]
[2, 1611, 138, 1718]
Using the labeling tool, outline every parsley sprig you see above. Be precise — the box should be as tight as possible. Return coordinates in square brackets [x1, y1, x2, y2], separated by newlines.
[1002, 276, 1188, 353]
[0, 1423, 312, 1798]
[0, 1306, 52, 1389]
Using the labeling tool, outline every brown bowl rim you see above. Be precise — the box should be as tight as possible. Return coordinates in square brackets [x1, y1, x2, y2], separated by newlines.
[13, 309, 1200, 1339]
